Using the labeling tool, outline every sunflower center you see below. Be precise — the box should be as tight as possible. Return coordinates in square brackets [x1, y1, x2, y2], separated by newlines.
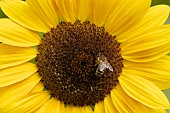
[36, 20, 123, 106]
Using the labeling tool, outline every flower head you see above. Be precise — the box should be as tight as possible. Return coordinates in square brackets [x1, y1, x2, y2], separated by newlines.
[0, 0, 170, 113]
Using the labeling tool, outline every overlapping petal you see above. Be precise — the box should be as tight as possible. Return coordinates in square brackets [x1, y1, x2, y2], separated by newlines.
[0, 18, 40, 47]
[94, 101, 105, 113]
[121, 26, 170, 62]
[65, 105, 93, 113]
[1, 0, 50, 32]
[0, 62, 37, 88]
[56, 0, 92, 23]
[0, 73, 41, 108]
[0, 44, 38, 69]
[37, 98, 65, 113]
[55, 0, 78, 23]
[123, 55, 170, 90]
[27, 0, 59, 28]
[104, 95, 119, 113]
[0, 91, 50, 113]
[89, 0, 116, 27]
[117, 5, 170, 42]
[105, 0, 151, 36]
[111, 84, 167, 113]
[30, 82, 44, 93]
[119, 73, 170, 109]
[77, 0, 92, 22]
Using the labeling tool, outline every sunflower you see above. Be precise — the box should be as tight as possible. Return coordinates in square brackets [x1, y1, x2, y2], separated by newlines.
[0, 0, 170, 113]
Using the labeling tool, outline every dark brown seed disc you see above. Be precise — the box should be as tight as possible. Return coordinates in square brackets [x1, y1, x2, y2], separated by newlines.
[36, 20, 123, 106]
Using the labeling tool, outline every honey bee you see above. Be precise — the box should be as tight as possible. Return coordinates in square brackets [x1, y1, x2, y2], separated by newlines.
[95, 53, 113, 76]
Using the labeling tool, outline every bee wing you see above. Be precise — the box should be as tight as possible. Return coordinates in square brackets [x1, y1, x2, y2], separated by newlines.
[106, 62, 113, 71]
[98, 61, 107, 72]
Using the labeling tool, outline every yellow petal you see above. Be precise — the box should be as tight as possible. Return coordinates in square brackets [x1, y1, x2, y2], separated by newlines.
[37, 98, 65, 113]
[105, 0, 151, 35]
[0, 91, 50, 113]
[80, 105, 93, 113]
[0, 62, 37, 88]
[122, 43, 170, 62]
[1, 0, 50, 32]
[111, 85, 132, 113]
[65, 105, 93, 113]
[0, 73, 41, 108]
[121, 26, 170, 54]
[94, 101, 106, 113]
[111, 84, 166, 113]
[56, 0, 93, 22]
[0, 18, 40, 47]
[123, 55, 170, 90]
[104, 95, 119, 113]
[55, 0, 77, 23]
[0, 44, 38, 69]
[119, 73, 170, 109]
[155, 110, 167, 113]
[59, 101, 66, 113]
[117, 5, 170, 42]
[27, 0, 59, 28]
[89, 0, 116, 27]
[30, 82, 44, 93]
[123, 68, 170, 90]
[66, 106, 80, 113]
[121, 26, 170, 62]
[77, 0, 92, 22]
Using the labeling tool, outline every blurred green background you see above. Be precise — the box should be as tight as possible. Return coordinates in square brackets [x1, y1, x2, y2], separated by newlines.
[0, 0, 170, 112]
[152, 0, 170, 6]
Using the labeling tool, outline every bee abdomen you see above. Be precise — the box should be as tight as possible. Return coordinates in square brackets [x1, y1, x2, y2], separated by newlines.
[95, 70, 104, 76]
